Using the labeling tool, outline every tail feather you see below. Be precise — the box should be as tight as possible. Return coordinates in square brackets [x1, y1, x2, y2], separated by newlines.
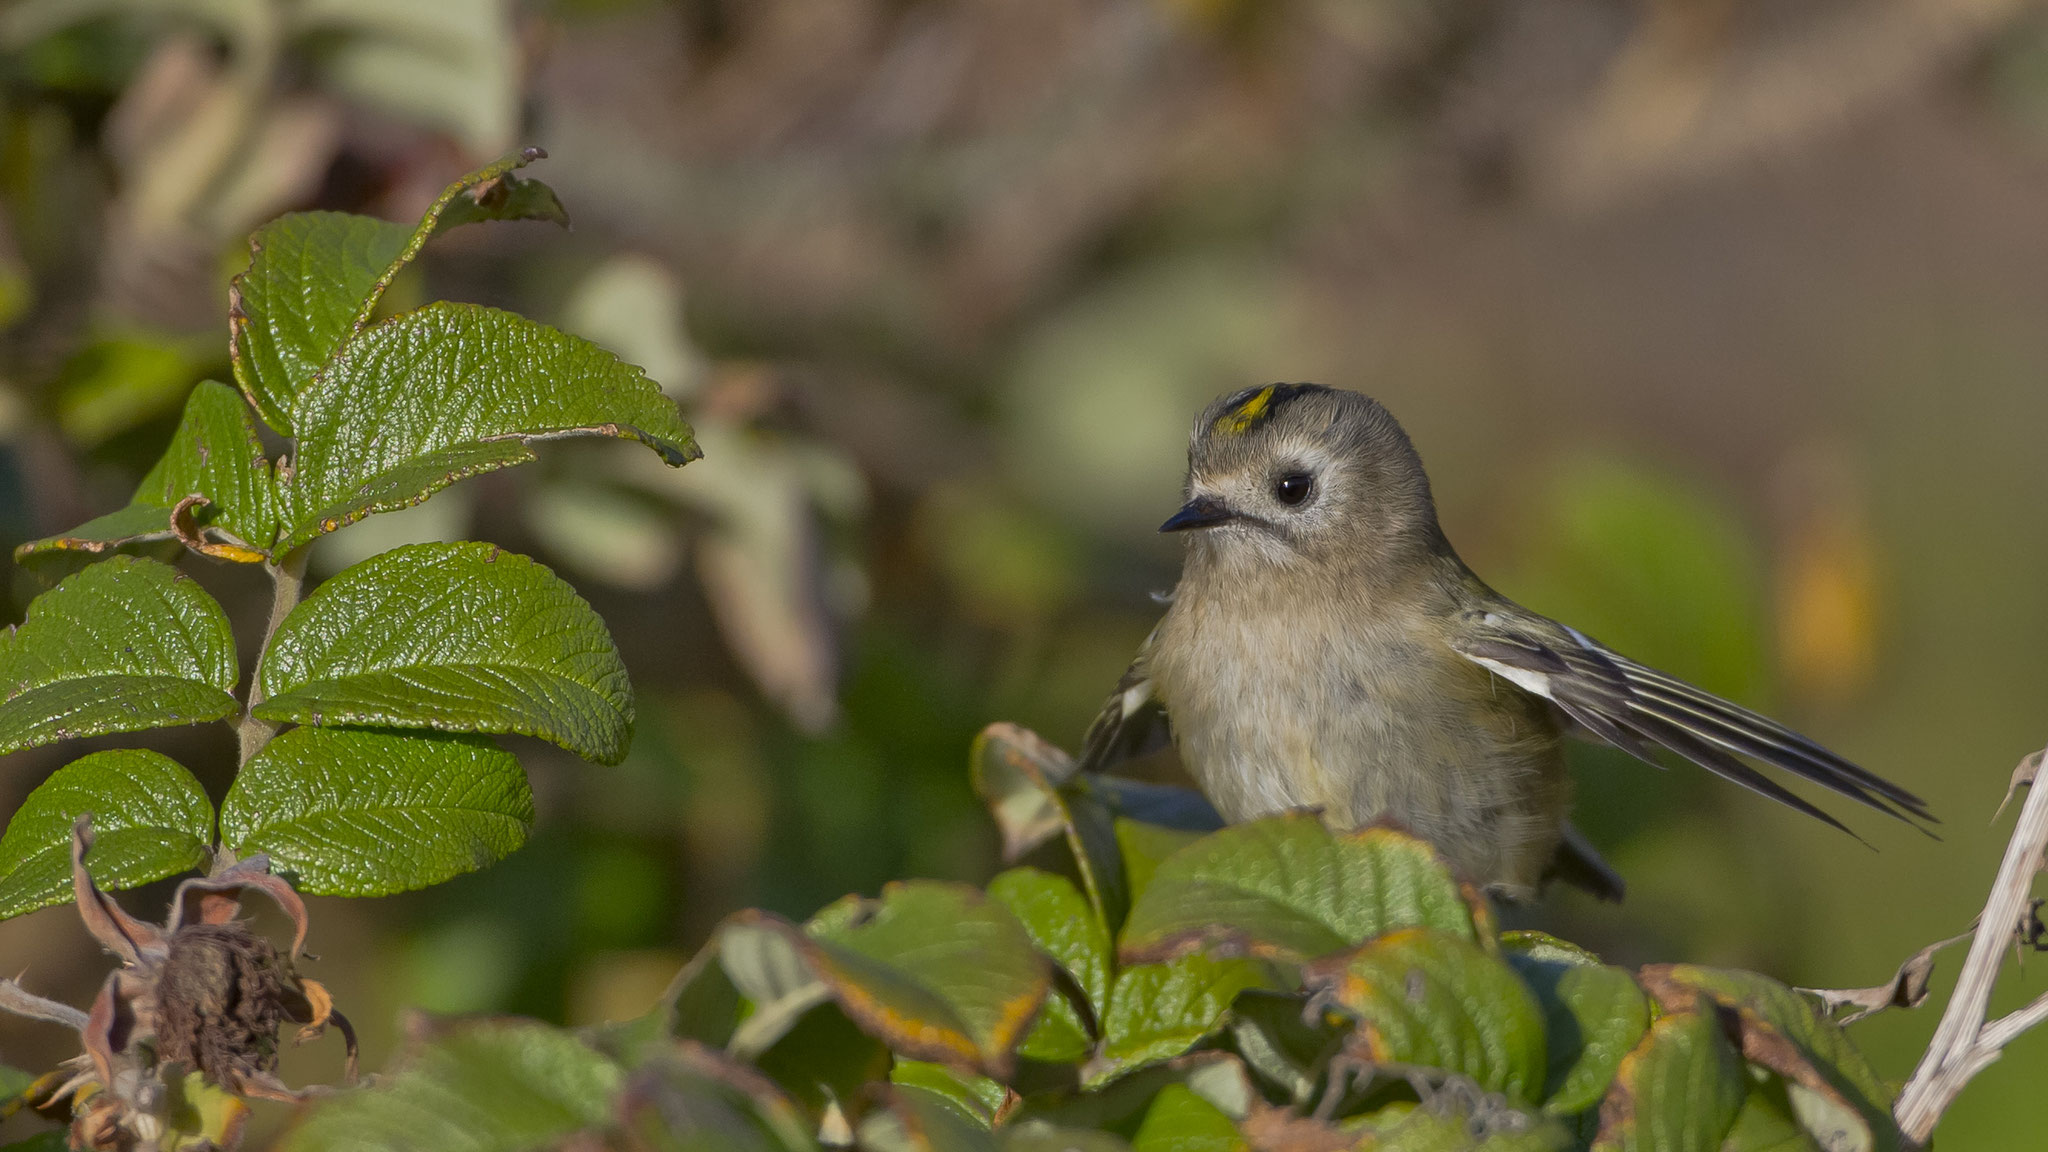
[1613, 658, 1933, 819]
[1452, 606, 1937, 837]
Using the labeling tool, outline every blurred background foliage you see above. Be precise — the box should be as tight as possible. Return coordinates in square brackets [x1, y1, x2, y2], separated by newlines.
[0, 0, 2046, 1142]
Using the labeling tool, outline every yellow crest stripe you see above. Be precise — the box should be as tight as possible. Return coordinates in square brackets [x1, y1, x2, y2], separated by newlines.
[1213, 385, 1276, 436]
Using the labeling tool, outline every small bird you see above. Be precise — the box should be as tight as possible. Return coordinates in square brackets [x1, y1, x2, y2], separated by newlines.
[1080, 384, 1934, 899]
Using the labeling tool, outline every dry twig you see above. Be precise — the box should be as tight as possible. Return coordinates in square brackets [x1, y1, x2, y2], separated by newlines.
[1893, 745, 2048, 1144]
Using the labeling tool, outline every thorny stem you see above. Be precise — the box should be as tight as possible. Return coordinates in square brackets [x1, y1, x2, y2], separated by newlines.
[235, 546, 309, 766]
[1893, 743, 2048, 1144]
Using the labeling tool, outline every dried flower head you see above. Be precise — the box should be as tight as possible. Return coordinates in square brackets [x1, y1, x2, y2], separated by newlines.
[0, 815, 355, 1150]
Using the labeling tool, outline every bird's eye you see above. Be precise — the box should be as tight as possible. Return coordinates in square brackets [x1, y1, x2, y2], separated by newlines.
[1274, 472, 1313, 506]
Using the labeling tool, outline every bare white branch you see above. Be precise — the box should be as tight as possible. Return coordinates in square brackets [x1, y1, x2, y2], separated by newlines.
[1893, 746, 2048, 1144]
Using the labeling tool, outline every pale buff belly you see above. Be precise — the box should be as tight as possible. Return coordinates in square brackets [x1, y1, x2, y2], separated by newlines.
[1151, 606, 1570, 893]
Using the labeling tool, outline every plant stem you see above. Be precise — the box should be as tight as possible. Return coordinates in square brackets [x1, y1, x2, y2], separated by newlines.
[236, 546, 309, 766]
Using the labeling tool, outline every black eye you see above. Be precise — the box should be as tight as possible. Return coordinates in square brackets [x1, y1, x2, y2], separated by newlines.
[1274, 472, 1313, 506]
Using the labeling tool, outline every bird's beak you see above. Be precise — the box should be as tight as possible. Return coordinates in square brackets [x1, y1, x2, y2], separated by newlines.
[1159, 495, 1236, 533]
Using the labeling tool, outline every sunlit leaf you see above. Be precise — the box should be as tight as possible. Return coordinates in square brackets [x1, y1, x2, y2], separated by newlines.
[890, 1061, 1007, 1130]
[1091, 954, 1276, 1086]
[231, 211, 409, 435]
[1131, 1083, 1246, 1152]
[1502, 932, 1650, 1115]
[1119, 814, 1479, 964]
[220, 727, 534, 896]
[804, 881, 1050, 1078]
[1307, 928, 1547, 1106]
[0, 750, 211, 918]
[230, 149, 567, 434]
[989, 867, 1106, 1062]
[0, 557, 238, 754]
[1590, 1010, 1747, 1152]
[1639, 966, 1895, 1152]
[254, 542, 633, 763]
[273, 302, 696, 554]
[988, 867, 1111, 1014]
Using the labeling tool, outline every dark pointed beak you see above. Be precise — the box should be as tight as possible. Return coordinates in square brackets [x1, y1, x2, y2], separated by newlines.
[1159, 495, 1236, 533]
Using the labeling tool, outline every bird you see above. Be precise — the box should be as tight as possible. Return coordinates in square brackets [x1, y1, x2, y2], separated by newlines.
[1078, 384, 1934, 899]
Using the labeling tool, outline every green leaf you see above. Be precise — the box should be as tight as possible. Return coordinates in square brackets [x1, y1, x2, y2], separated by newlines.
[1722, 1076, 1824, 1152]
[616, 1042, 820, 1152]
[804, 881, 1051, 1078]
[751, 1001, 890, 1125]
[890, 1061, 1007, 1129]
[1093, 954, 1276, 1086]
[1132, 1083, 1246, 1152]
[0, 557, 238, 755]
[970, 722, 1129, 930]
[231, 212, 409, 435]
[1016, 983, 1094, 1064]
[20, 381, 280, 561]
[987, 867, 1109, 1062]
[1306, 928, 1548, 1107]
[1503, 933, 1650, 1115]
[603, 936, 744, 1060]
[430, 160, 570, 236]
[1501, 929, 1604, 969]
[1225, 991, 1344, 1105]
[229, 149, 569, 435]
[1591, 1010, 1748, 1152]
[1119, 814, 1479, 965]
[857, 1085, 998, 1152]
[988, 867, 1111, 1014]
[1002, 1121, 1131, 1151]
[220, 727, 534, 896]
[0, 1133, 69, 1152]
[0, 750, 212, 918]
[278, 1019, 622, 1152]
[719, 912, 831, 1058]
[1640, 967, 1895, 1152]
[1115, 818, 1203, 911]
[254, 542, 633, 763]
[273, 301, 697, 554]
[159, 1068, 253, 1150]
[1351, 1100, 1576, 1151]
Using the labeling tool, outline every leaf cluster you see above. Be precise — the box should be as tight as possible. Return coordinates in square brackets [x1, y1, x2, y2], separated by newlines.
[267, 723, 1905, 1152]
[0, 150, 695, 914]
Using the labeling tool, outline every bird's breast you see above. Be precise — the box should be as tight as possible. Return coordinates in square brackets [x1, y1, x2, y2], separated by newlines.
[1149, 580, 1568, 891]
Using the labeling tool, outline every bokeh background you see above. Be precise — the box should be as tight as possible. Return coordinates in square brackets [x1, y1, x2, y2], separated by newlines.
[0, 0, 2045, 1142]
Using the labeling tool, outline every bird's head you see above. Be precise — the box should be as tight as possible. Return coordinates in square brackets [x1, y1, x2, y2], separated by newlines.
[1165, 384, 1445, 577]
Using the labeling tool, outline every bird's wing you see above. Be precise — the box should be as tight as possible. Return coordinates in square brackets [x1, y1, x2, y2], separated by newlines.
[1448, 608, 1936, 833]
[1078, 626, 1172, 774]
